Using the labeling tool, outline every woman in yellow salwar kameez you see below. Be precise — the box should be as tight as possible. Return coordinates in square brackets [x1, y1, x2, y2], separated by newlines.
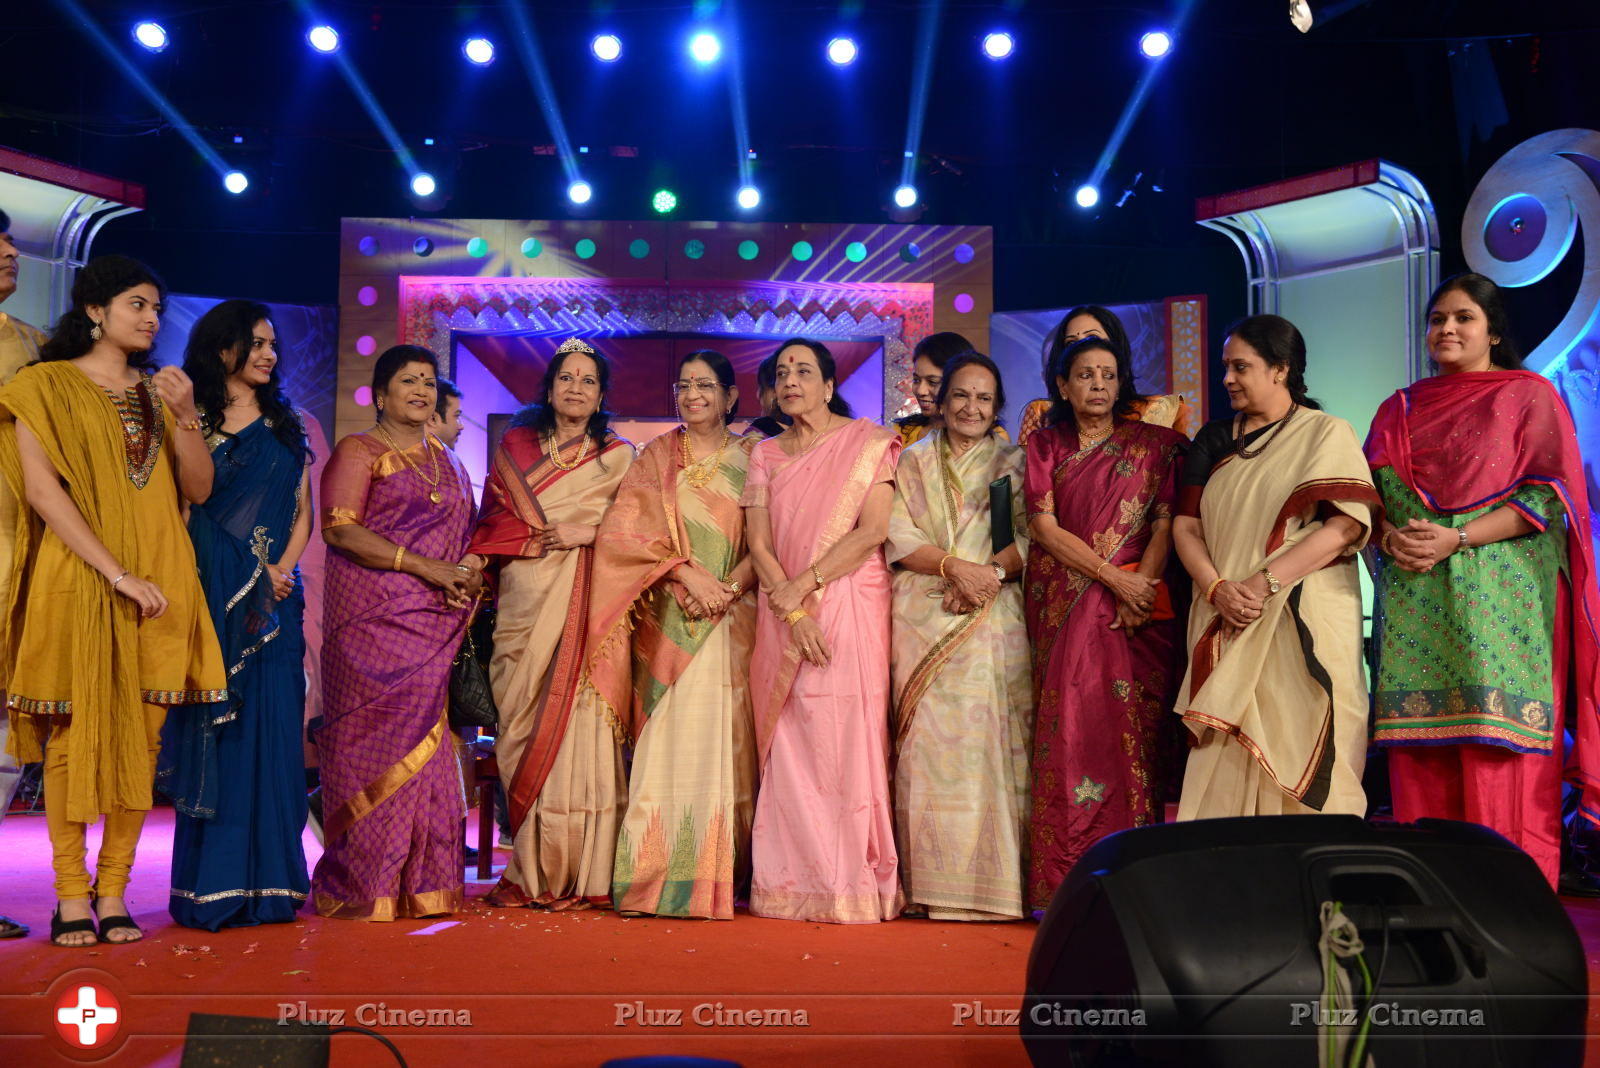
[607, 351, 758, 919]
[0, 256, 225, 946]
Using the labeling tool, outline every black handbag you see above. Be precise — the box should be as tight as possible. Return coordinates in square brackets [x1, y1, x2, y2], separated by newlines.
[448, 605, 499, 732]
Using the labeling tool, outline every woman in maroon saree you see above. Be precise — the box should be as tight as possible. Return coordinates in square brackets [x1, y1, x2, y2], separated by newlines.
[312, 346, 480, 920]
[1024, 337, 1187, 912]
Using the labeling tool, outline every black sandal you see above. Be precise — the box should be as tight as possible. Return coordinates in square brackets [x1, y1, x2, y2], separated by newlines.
[50, 907, 97, 947]
[94, 909, 143, 944]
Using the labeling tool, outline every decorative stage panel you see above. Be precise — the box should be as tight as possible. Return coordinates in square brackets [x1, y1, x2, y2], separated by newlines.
[336, 218, 996, 455]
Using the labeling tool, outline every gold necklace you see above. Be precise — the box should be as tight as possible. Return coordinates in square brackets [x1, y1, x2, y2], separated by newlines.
[375, 422, 444, 504]
[681, 427, 732, 488]
[545, 430, 590, 471]
[1078, 422, 1113, 451]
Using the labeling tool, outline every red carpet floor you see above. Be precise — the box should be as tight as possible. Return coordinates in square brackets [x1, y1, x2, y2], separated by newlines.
[5, 809, 1600, 1066]
[0, 809, 1034, 1066]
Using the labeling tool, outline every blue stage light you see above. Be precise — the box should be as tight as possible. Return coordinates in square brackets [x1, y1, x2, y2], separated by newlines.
[132, 21, 168, 52]
[411, 172, 437, 197]
[894, 185, 919, 209]
[568, 179, 593, 205]
[307, 25, 339, 53]
[689, 32, 722, 65]
[591, 34, 622, 62]
[463, 37, 495, 65]
[223, 171, 248, 195]
[827, 37, 858, 66]
[737, 185, 761, 210]
[1075, 185, 1100, 209]
[982, 32, 1014, 60]
[1139, 31, 1173, 59]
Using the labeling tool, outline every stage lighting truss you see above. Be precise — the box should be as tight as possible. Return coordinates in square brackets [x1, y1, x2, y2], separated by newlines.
[592, 34, 622, 62]
[133, 21, 168, 53]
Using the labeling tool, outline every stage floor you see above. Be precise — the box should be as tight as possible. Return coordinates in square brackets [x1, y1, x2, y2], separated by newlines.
[2, 809, 1599, 1066]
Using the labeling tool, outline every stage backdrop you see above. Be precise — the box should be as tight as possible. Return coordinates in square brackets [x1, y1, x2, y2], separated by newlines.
[336, 218, 994, 492]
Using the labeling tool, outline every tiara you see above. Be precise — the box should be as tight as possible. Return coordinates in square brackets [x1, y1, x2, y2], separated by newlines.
[555, 337, 596, 355]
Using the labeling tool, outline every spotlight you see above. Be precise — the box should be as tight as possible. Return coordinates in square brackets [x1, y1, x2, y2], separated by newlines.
[222, 170, 249, 195]
[893, 185, 919, 209]
[1074, 185, 1100, 209]
[1289, 0, 1314, 33]
[411, 172, 437, 197]
[307, 25, 339, 53]
[463, 37, 495, 65]
[591, 34, 622, 62]
[827, 37, 858, 66]
[736, 185, 761, 210]
[689, 32, 722, 65]
[1139, 31, 1173, 58]
[982, 32, 1014, 60]
[132, 21, 168, 53]
[652, 189, 679, 215]
[568, 179, 593, 205]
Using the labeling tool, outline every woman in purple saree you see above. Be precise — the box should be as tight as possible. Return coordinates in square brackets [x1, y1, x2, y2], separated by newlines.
[311, 346, 481, 920]
[1024, 337, 1187, 912]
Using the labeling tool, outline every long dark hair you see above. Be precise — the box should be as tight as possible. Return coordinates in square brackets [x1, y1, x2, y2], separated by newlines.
[183, 299, 309, 459]
[677, 349, 738, 425]
[1046, 336, 1143, 429]
[899, 331, 976, 429]
[39, 254, 166, 370]
[1427, 272, 1524, 370]
[510, 345, 614, 448]
[772, 337, 853, 418]
[1043, 304, 1130, 394]
[934, 351, 1007, 435]
[1224, 314, 1322, 410]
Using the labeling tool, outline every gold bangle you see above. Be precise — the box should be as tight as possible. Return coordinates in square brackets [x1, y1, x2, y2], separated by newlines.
[810, 563, 826, 590]
[938, 554, 956, 581]
[1094, 560, 1109, 581]
[393, 546, 407, 572]
[784, 609, 807, 625]
[178, 418, 202, 432]
[1205, 577, 1225, 604]
[1380, 528, 1396, 555]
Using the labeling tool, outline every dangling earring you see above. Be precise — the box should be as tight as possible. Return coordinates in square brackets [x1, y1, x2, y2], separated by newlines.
[90, 321, 103, 342]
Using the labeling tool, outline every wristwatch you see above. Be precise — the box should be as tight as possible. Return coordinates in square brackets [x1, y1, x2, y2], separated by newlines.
[991, 563, 1006, 584]
[1259, 567, 1282, 595]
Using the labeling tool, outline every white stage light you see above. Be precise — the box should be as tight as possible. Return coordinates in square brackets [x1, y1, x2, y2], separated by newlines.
[1074, 185, 1100, 209]
[307, 25, 339, 53]
[982, 32, 1014, 60]
[1139, 31, 1173, 58]
[827, 37, 858, 66]
[737, 186, 761, 210]
[591, 34, 622, 62]
[689, 32, 722, 65]
[893, 185, 919, 209]
[223, 171, 248, 195]
[133, 22, 168, 52]
[411, 173, 437, 197]
[568, 180, 593, 205]
[463, 37, 495, 65]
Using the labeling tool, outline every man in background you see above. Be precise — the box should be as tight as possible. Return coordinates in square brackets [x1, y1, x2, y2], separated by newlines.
[0, 208, 45, 939]
[430, 375, 464, 449]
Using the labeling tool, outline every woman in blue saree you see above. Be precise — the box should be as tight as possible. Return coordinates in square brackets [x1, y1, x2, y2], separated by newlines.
[159, 300, 313, 930]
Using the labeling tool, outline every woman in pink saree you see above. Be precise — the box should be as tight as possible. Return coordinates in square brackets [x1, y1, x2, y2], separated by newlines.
[313, 346, 480, 920]
[742, 338, 903, 923]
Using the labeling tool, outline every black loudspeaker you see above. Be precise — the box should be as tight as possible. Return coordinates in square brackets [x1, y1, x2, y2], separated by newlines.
[1022, 816, 1586, 1067]
[179, 1014, 330, 1068]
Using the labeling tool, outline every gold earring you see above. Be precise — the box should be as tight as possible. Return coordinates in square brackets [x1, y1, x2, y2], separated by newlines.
[90, 321, 103, 342]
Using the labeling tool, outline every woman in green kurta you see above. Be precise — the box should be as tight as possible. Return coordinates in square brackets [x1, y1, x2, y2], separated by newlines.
[1367, 273, 1600, 886]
